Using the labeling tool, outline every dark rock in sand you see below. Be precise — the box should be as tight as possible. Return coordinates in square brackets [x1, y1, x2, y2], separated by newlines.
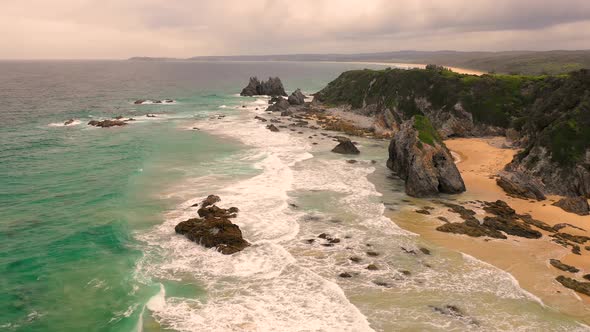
[419, 247, 431, 255]
[87, 119, 127, 128]
[367, 264, 379, 271]
[552, 197, 590, 216]
[280, 110, 293, 117]
[266, 124, 280, 132]
[496, 171, 546, 201]
[549, 259, 580, 273]
[64, 119, 75, 125]
[366, 251, 379, 257]
[332, 141, 360, 155]
[288, 88, 306, 105]
[436, 219, 507, 239]
[551, 232, 590, 244]
[254, 116, 268, 122]
[583, 274, 590, 281]
[555, 276, 590, 296]
[387, 118, 465, 197]
[519, 214, 556, 233]
[339, 272, 353, 278]
[415, 209, 431, 215]
[240, 77, 287, 97]
[482, 216, 542, 239]
[350, 256, 362, 263]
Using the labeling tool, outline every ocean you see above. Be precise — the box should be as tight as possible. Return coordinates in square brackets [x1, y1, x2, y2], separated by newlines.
[0, 60, 587, 331]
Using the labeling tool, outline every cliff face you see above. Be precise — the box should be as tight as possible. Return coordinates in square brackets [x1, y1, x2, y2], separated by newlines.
[387, 116, 465, 197]
[316, 67, 590, 198]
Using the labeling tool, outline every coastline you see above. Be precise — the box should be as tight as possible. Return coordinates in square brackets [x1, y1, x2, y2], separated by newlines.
[386, 137, 590, 324]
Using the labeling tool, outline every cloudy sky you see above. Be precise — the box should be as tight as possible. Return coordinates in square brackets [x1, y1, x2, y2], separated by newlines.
[2, 0, 590, 59]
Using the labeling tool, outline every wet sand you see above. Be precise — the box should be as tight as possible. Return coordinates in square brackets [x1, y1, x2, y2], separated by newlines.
[388, 137, 590, 324]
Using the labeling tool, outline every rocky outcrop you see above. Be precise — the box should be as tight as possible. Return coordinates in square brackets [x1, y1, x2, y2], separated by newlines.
[288, 89, 306, 105]
[552, 197, 590, 215]
[175, 196, 249, 255]
[436, 200, 543, 239]
[496, 171, 546, 200]
[267, 97, 290, 112]
[549, 259, 580, 273]
[387, 116, 465, 197]
[88, 119, 127, 128]
[266, 124, 280, 132]
[555, 276, 590, 296]
[240, 77, 287, 97]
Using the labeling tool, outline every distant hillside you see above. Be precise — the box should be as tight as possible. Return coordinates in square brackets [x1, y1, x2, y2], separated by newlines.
[129, 50, 590, 75]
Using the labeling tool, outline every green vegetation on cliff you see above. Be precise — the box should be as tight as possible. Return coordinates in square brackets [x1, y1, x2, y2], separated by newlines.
[413, 115, 441, 147]
[316, 67, 590, 167]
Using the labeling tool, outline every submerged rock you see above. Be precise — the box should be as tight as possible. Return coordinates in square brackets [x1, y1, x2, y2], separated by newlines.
[387, 117, 465, 197]
[64, 119, 75, 126]
[288, 88, 306, 105]
[240, 77, 287, 97]
[332, 140, 360, 154]
[175, 196, 249, 255]
[87, 119, 127, 128]
[496, 171, 546, 201]
[552, 196, 590, 215]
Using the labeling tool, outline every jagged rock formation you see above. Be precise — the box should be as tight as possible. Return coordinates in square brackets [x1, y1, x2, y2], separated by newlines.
[315, 67, 590, 198]
[288, 89, 306, 105]
[175, 196, 249, 255]
[387, 116, 465, 197]
[240, 77, 287, 97]
[552, 196, 590, 215]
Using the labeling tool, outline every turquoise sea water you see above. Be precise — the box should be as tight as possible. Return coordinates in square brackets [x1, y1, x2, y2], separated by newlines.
[1, 60, 589, 332]
[0, 61, 391, 331]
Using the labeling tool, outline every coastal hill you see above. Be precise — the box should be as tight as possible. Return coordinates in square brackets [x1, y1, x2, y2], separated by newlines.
[129, 50, 590, 75]
[314, 66, 590, 198]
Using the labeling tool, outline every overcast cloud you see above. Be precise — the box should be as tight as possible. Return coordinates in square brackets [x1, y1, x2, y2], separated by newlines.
[1, 0, 590, 59]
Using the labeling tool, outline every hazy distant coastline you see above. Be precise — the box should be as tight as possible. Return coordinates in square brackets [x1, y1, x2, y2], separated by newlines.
[129, 50, 590, 75]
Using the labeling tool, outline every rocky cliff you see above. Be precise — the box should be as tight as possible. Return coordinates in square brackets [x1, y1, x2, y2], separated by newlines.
[316, 66, 590, 198]
[387, 115, 465, 197]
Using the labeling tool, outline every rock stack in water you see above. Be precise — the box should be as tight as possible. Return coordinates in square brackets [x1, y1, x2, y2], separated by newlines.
[387, 116, 465, 197]
[175, 195, 250, 255]
[240, 77, 287, 97]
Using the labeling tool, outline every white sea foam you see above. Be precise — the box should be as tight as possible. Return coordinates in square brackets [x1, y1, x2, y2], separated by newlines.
[48, 119, 82, 127]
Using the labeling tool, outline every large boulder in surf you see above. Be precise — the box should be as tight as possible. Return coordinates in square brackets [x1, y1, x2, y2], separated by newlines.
[87, 119, 127, 128]
[176, 197, 248, 255]
[387, 116, 465, 197]
[267, 97, 290, 112]
[496, 171, 546, 201]
[332, 139, 360, 154]
[240, 77, 287, 97]
[552, 196, 590, 215]
[288, 89, 306, 105]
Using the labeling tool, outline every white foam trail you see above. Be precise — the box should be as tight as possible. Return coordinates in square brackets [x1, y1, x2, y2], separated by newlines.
[134, 98, 375, 331]
[48, 120, 82, 127]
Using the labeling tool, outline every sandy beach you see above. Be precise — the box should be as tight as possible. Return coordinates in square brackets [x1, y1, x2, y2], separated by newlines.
[388, 137, 590, 323]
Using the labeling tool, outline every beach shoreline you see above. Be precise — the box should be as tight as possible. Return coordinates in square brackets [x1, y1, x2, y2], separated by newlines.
[385, 137, 590, 324]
